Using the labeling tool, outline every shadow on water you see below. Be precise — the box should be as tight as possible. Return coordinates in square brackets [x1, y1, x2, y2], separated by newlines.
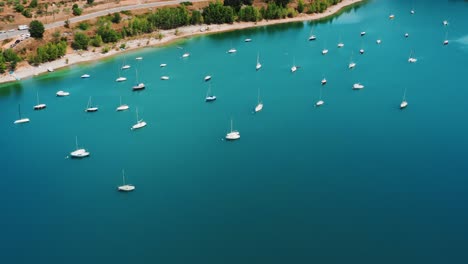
[307, 0, 370, 26]
[0, 82, 23, 98]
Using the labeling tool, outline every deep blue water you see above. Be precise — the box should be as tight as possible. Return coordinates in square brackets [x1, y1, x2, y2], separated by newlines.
[1, 0, 468, 263]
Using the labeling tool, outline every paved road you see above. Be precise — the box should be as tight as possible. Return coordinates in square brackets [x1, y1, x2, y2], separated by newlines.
[0, 0, 205, 41]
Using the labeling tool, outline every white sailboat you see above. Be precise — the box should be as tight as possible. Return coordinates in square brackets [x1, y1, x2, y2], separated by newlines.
[245, 38, 252, 42]
[227, 42, 236, 54]
[121, 56, 130, 70]
[205, 84, 216, 102]
[291, 57, 297, 73]
[160, 63, 167, 67]
[118, 169, 135, 192]
[315, 86, 324, 107]
[404, 33, 409, 38]
[389, 14, 395, 19]
[204, 75, 212, 81]
[443, 31, 449, 45]
[308, 28, 316, 41]
[376, 39, 382, 44]
[443, 20, 448, 26]
[360, 31, 366, 36]
[410, 10, 415, 14]
[135, 57, 143, 60]
[400, 87, 408, 109]
[85, 96, 98, 112]
[132, 69, 145, 90]
[337, 36, 344, 48]
[70, 136, 90, 158]
[115, 66, 127, 82]
[256, 53, 262, 71]
[33, 91, 46, 110]
[116, 96, 129, 111]
[225, 119, 240, 140]
[131, 107, 147, 130]
[81, 74, 90, 78]
[348, 52, 356, 69]
[254, 86, 263, 113]
[56, 90, 70, 96]
[321, 77, 327, 85]
[14, 104, 30, 124]
[408, 50, 417, 63]
[353, 83, 365, 90]
[182, 52, 190, 58]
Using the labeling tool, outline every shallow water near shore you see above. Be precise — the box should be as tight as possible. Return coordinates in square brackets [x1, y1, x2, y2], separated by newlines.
[1, 0, 468, 263]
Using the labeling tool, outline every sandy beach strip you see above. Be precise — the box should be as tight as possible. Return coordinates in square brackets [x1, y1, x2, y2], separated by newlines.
[0, 0, 362, 84]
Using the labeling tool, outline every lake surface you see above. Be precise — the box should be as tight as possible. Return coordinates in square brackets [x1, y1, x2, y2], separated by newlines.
[1, 0, 468, 263]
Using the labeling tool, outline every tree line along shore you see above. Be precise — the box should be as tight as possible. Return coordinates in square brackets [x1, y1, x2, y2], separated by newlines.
[0, 0, 345, 74]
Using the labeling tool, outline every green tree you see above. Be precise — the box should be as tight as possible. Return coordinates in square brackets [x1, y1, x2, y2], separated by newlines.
[72, 32, 90, 50]
[72, 4, 82, 16]
[190, 10, 203, 25]
[87, 0, 94, 4]
[111, 12, 121, 24]
[0, 56, 6, 74]
[22, 8, 32, 18]
[14, 4, 24, 12]
[29, 20, 45, 39]
[29, 0, 37, 8]
[297, 0, 305, 13]
[90, 35, 103, 47]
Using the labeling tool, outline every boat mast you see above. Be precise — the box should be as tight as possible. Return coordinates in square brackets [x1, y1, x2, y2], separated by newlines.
[136, 107, 139, 123]
[122, 169, 126, 185]
[36, 91, 39, 105]
[402, 87, 407, 101]
[230, 118, 233, 133]
[18, 104, 21, 119]
[75, 136, 78, 150]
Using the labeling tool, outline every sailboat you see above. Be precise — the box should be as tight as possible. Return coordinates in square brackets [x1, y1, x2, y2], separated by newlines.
[118, 169, 135, 192]
[360, 31, 366, 36]
[322, 42, 329, 55]
[204, 75, 212, 81]
[131, 107, 147, 130]
[182, 52, 190, 58]
[70, 136, 90, 158]
[389, 14, 395, 19]
[205, 84, 216, 102]
[81, 74, 90, 78]
[404, 33, 409, 38]
[353, 83, 364, 90]
[376, 39, 382, 44]
[321, 77, 327, 85]
[225, 119, 240, 140]
[255, 86, 263, 113]
[256, 53, 262, 71]
[400, 87, 408, 109]
[443, 31, 449, 45]
[14, 104, 30, 124]
[316, 86, 324, 107]
[115, 67, 127, 82]
[116, 96, 129, 111]
[33, 91, 46, 110]
[408, 50, 417, 63]
[308, 28, 316, 41]
[227, 42, 237, 53]
[56, 90, 70, 96]
[84, 96, 98, 112]
[121, 56, 130, 70]
[291, 57, 297, 73]
[132, 69, 145, 91]
[337, 36, 344, 48]
[348, 52, 356, 69]
[443, 20, 448, 26]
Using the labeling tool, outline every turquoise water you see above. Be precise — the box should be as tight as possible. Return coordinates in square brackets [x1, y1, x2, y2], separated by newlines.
[2, 0, 468, 263]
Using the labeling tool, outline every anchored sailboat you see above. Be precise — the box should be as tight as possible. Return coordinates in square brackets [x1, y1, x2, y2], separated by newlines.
[255, 86, 263, 113]
[85, 96, 98, 112]
[225, 119, 240, 140]
[33, 91, 46, 110]
[132, 68, 145, 91]
[116, 96, 129, 111]
[118, 169, 135, 192]
[205, 84, 216, 102]
[131, 107, 147, 130]
[70, 136, 90, 158]
[14, 104, 30, 124]
[400, 87, 408, 109]
[256, 53, 262, 71]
